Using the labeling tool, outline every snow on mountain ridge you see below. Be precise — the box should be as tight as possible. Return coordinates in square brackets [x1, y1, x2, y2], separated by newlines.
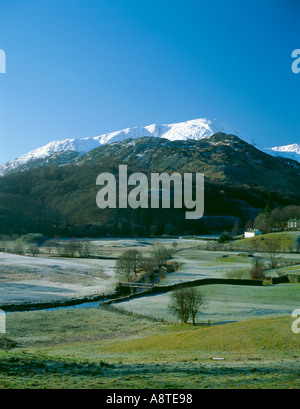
[1, 118, 299, 176]
[270, 143, 300, 155]
[93, 118, 250, 145]
[265, 144, 300, 163]
[0, 118, 251, 175]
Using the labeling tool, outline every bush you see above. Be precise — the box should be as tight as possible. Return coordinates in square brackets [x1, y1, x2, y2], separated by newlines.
[0, 337, 17, 349]
[218, 232, 233, 244]
[59, 238, 80, 258]
[27, 243, 40, 257]
[18, 233, 48, 245]
[13, 241, 24, 255]
[288, 274, 300, 284]
[226, 269, 249, 279]
[250, 257, 265, 280]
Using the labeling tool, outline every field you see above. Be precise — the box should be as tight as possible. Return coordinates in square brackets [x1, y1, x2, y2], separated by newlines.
[0, 308, 300, 389]
[0, 252, 116, 305]
[111, 284, 300, 324]
[232, 232, 299, 251]
[0, 307, 299, 389]
[0, 238, 199, 306]
[0, 235, 299, 389]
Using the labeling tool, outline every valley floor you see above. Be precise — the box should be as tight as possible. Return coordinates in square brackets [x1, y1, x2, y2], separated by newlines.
[0, 235, 299, 389]
[0, 307, 299, 389]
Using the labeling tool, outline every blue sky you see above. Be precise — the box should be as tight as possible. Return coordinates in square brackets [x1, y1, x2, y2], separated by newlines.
[0, 0, 299, 163]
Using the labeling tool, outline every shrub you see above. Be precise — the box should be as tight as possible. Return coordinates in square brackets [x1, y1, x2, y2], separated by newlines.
[27, 243, 40, 257]
[18, 233, 48, 245]
[250, 257, 265, 280]
[226, 269, 249, 280]
[218, 232, 233, 244]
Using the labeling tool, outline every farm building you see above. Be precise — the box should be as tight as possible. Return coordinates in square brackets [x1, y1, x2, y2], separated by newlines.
[288, 218, 300, 230]
[244, 229, 262, 238]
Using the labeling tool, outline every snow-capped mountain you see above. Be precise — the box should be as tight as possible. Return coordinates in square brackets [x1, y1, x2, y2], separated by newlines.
[0, 117, 299, 176]
[265, 144, 300, 163]
[0, 118, 252, 176]
[93, 118, 252, 145]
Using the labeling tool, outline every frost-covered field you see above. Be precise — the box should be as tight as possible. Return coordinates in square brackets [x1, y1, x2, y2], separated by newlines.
[0, 252, 116, 305]
[2, 236, 297, 309]
[0, 237, 200, 306]
[112, 284, 300, 324]
[161, 249, 253, 285]
[87, 237, 202, 258]
[0, 238, 204, 305]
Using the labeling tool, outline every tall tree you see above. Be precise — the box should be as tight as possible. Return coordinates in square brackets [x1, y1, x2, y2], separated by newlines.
[115, 249, 142, 282]
[169, 287, 207, 325]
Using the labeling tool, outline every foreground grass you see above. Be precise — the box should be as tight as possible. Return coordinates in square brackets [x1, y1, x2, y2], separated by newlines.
[0, 351, 299, 389]
[0, 307, 299, 389]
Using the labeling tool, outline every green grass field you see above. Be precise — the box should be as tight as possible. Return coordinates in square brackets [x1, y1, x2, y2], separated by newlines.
[112, 283, 300, 324]
[0, 306, 299, 389]
[232, 232, 300, 251]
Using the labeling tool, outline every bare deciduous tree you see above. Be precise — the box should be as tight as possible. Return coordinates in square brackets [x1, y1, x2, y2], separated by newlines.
[61, 238, 80, 258]
[169, 287, 207, 325]
[27, 243, 40, 257]
[115, 249, 142, 282]
[151, 244, 171, 267]
[0, 234, 10, 252]
[13, 241, 24, 255]
[250, 257, 265, 279]
[79, 238, 93, 258]
[264, 238, 281, 269]
[140, 257, 156, 276]
[169, 287, 191, 324]
[185, 287, 207, 325]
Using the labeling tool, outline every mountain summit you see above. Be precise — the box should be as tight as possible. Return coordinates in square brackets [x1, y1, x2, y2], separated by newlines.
[92, 118, 251, 145]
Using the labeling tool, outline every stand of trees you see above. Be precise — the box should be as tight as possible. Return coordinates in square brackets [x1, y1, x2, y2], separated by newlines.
[0, 234, 95, 259]
[254, 205, 300, 233]
[1, 153, 298, 238]
[115, 244, 173, 284]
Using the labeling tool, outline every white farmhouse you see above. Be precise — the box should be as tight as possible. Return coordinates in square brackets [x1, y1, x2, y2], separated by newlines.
[288, 219, 300, 230]
[244, 229, 262, 238]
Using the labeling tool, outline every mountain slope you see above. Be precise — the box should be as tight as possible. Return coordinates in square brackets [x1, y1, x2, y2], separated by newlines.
[1, 118, 299, 177]
[1, 133, 300, 237]
[80, 133, 300, 195]
[0, 118, 252, 176]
